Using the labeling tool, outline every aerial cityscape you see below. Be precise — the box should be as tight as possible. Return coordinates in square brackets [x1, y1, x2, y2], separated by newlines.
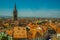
[0, 0, 60, 40]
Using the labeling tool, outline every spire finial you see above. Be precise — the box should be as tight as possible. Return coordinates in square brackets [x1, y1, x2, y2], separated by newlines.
[13, 3, 17, 20]
[14, 3, 16, 10]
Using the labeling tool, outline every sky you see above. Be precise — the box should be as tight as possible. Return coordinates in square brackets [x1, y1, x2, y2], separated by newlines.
[0, 0, 60, 18]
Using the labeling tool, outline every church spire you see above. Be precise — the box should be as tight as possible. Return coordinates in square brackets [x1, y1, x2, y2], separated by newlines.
[14, 3, 16, 10]
[14, 3, 17, 11]
[13, 3, 18, 20]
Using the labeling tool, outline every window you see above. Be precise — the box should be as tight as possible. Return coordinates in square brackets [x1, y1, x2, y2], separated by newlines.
[23, 28, 25, 30]
[18, 28, 20, 30]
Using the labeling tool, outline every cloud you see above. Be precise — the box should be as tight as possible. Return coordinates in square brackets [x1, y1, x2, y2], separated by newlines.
[0, 9, 13, 16]
[0, 9, 60, 18]
[18, 9, 60, 18]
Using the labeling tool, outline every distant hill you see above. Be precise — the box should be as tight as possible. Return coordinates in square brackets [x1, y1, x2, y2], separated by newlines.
[0, 16, 60, 19]
[0, 16, 12, 18]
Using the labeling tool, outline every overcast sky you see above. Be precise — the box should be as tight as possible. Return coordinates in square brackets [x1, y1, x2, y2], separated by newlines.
[0, 0, 60, 18]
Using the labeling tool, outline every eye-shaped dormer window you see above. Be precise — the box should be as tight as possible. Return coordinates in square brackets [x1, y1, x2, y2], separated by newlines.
[23, 28, 25, 30]
[18, 28, 20, 30]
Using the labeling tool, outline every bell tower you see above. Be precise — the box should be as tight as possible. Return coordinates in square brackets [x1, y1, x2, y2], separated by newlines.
[13, 3, 17, 20]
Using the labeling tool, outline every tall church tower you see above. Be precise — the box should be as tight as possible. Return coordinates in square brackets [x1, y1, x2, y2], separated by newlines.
[13, 3, 17, 20]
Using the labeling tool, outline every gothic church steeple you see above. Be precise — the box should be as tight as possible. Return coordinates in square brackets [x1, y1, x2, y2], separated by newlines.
[13, 3, 18, 20]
